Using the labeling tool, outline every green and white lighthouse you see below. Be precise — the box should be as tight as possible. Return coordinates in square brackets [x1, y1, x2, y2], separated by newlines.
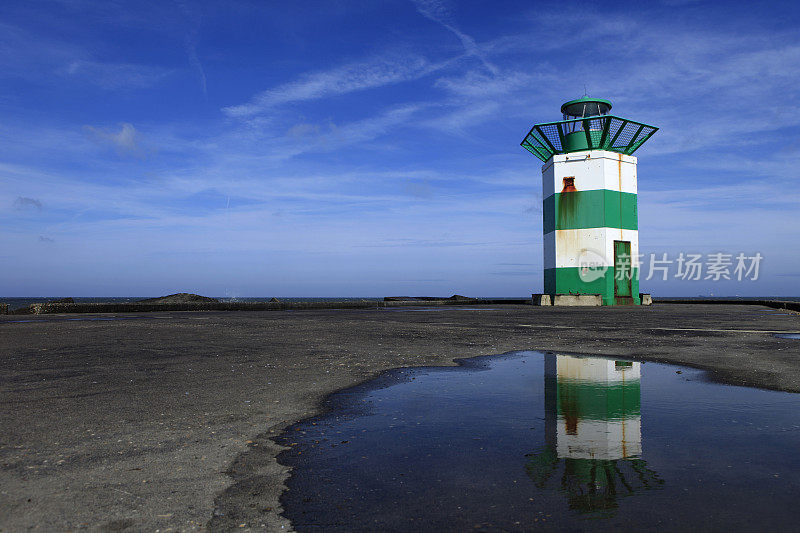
[521, 97, 658, 305]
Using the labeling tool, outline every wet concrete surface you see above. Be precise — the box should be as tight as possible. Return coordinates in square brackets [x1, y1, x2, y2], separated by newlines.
[1, 304, 799, 531]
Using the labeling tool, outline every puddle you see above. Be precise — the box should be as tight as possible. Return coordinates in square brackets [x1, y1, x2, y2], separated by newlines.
[774, 333, 800, 339]
[277, 351, 800, 531]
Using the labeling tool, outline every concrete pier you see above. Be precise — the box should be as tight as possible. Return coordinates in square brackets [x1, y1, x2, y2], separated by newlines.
[1, 304, 799, 531]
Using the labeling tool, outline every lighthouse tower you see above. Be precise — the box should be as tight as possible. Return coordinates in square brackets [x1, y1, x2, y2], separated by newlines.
[521, 97, 658, 305]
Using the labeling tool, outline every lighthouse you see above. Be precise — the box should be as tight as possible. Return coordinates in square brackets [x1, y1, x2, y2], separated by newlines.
[521, 97, 658, 305]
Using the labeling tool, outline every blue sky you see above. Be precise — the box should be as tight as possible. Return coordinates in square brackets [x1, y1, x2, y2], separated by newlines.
[1, 0, 799, 297]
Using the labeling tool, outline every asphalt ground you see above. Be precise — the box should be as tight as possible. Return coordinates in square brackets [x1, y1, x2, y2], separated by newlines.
[1, 303, 799, 531]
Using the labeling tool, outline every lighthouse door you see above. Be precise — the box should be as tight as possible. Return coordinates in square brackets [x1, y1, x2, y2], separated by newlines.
[613, 240, 633, 305]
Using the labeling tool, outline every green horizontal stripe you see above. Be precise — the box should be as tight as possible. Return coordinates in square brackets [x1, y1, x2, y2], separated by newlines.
[543, 189, 637, 233]
[555, 380, 641, 420]
[544, 267, 640, 306]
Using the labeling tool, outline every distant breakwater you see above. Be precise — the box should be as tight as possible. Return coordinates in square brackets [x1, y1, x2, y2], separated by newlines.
[3, 298, 530, 315]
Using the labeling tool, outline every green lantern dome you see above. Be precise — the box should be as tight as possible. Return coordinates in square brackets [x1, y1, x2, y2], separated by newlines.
[560, 97, 613, 118]
[520, 96, 657, 162]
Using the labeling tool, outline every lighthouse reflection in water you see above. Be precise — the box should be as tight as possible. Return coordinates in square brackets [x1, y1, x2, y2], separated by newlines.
[279, 351, 800, 530]
[526, 354, 663, 515]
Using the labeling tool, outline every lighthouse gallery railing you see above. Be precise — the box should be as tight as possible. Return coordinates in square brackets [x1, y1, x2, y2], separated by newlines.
[521, 115, 658, 162]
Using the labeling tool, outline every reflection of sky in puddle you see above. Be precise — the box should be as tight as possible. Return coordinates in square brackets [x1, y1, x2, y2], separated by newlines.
[279, 351, 800, 531]
[774, 333, 800, 339]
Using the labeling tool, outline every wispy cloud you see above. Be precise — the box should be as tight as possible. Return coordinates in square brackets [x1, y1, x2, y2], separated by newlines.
[83, 123, 142, 156]
[175, 0, 208, 97]
[410, 0, 498, 75]
[407, 10, 800, 154]
[216, 102, 429, 161]
[0, 22, 78, 74]
[421, 100, 498, 133]
[223, 53, 441, 117]
[299, 104, 426, 153]
[59, 60, 170, 89]
[0, 21, 169, 91]
[434, 71, 532, 98]
[183, 35, 207, 97]
[285, 123, 321, 138]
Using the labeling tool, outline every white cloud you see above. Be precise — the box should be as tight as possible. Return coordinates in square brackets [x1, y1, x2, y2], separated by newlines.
[184, 38, 207, 96]
[421, 100, 499, 133]
[407, 11, 800, 156]
[308, 104, 426, 151]
[223, 53, 440, 117]
[434, 71, 533, 98]
[0, 22, 170, 90]
[175, 0, 208, 97]
[213, 102, 430, 162]
[60, 60, 170, 89]
[285, 123, 321, 138]
[410, 0, 498, 75]
[83, 123, 141, 155]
